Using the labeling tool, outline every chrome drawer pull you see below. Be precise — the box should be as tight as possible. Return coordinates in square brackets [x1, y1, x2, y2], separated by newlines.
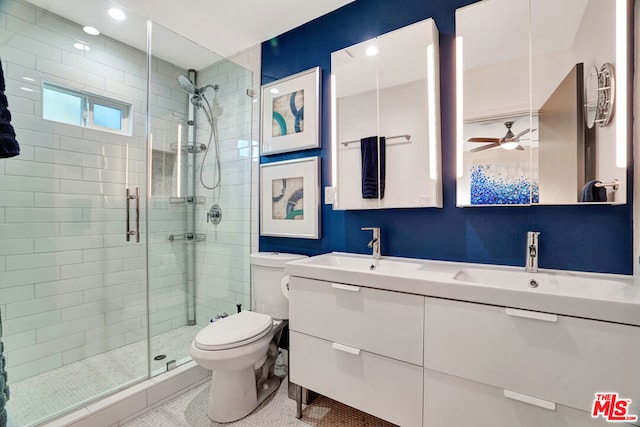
[504, 389, 556, 411]
[331, 283, 360, 292]
[505, 308, 558, 322]
[332, 342, 361, 356]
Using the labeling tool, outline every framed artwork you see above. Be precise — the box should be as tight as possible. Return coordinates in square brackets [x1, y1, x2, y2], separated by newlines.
[260, 67, 321, 155]
[260, 157, 321, 239]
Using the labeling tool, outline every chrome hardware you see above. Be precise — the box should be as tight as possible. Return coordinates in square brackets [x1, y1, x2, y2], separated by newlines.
[361, 227, 381, 260]
[168, 233, 206, 242]
[207, 204, 222, 224]
[169, 196, 206, 204]
[526, 231, 540, 273]
[126, 187, 140, 243]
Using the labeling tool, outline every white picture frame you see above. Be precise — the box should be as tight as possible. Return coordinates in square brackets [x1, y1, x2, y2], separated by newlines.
[260, 67, 321, 155]
[260, 157, 321, 239]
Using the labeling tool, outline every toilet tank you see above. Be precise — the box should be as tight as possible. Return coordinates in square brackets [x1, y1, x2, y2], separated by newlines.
[250, 252, 307, 320]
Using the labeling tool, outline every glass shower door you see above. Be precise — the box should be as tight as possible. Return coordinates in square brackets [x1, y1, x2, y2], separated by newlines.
[0, 1, 150, 424]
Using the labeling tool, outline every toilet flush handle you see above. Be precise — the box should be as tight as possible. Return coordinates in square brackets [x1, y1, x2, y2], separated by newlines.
[280, 275, 290, 300]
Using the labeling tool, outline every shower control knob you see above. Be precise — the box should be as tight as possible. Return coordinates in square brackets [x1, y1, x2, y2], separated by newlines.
[207, 204, 222, 224]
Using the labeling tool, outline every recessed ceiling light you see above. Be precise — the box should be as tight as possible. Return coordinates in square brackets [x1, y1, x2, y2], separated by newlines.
[83, 26, 100, 36]
[73, 42, 90, 51]
[365, 46, 379, 56]
[108, 8, 126, 21]
[270, 88, 280, 94]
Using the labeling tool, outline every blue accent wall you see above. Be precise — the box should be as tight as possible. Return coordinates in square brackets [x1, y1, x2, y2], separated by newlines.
[259, 0, 633, 274]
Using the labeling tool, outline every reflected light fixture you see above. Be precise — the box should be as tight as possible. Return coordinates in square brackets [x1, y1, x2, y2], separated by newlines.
[83, 26, 100, 36]
[73, 42, 90, 51]
[270, 88, 280, 94]
[365, 45, 379, 56]
[500, 141, 519, 151]
[108, 8, 126, 21]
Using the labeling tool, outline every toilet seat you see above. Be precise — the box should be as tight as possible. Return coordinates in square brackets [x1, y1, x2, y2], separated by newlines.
[194, 311, 273, 351]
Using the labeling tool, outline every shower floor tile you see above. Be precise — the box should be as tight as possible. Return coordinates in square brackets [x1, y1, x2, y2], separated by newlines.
[5, 325, 200, 427]
[122, 376, 397, 427]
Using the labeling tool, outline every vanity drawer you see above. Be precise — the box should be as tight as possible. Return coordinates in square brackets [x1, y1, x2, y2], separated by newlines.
[289, 277, 424, 365]
[424, 297, 640, 415]
[424, 369, 616, 427]
[290, 331, 423, 427]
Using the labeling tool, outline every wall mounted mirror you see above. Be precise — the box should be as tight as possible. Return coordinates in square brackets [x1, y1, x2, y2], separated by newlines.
[456, 0, 628, 206]
[330, 18, 442, 209]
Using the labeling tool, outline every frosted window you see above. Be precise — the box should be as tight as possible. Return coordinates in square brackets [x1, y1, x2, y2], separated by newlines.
[94, 104, 122, 130]
[43, 87, 83, 126]
[42, 82, 131, 135]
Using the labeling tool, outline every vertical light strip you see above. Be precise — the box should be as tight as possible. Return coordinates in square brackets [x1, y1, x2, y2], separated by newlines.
[125, 144, 129, 188]
[176, 123, 182, 197]
[330, 74, 338, 186]
[615, 0, 627, 168]
[427, 43, 437, 181]
[456, 36, 464, 178]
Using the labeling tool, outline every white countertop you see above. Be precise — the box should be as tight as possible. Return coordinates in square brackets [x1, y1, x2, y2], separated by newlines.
[285, 252, 640, 327]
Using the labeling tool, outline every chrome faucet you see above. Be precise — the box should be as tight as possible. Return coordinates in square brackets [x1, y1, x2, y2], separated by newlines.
[361, 227, 381, 260]
[526, 231, 540, 272]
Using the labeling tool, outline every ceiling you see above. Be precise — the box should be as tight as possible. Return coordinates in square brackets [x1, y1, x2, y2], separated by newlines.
[24, 0, 354, 67]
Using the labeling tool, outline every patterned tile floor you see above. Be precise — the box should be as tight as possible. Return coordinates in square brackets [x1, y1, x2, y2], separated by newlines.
[123, 376, 397, 427]
[6, 325, 200, 427]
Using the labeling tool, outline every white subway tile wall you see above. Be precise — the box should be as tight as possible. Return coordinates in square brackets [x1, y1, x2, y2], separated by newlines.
[0, 0, 196, 384]
[190, 47, 257, 323]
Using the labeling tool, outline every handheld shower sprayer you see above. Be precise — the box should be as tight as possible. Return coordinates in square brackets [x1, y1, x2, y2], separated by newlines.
[177, 72, 222, 192]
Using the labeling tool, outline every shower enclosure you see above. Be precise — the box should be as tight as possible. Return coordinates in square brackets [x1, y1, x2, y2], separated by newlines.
[0, 1, 254, 425]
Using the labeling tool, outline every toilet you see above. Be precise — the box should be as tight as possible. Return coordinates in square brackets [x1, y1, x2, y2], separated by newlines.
[189, 252, 306, 423]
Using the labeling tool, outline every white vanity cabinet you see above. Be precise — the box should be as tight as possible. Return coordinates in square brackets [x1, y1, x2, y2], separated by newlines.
[289, 277, 424, 426]
[424, 297, 640, 426]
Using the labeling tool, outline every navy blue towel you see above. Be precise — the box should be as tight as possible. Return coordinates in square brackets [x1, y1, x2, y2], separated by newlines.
[0, 58, 20, 159]
[581, 180, 607, 202]
[361, 136, 386, 199]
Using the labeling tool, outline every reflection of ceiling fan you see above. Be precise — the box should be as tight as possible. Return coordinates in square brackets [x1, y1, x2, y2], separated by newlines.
[468, 121, 531, 152]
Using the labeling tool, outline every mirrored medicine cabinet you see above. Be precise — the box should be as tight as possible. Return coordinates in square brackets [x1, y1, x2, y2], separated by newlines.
[455, 0, 629, 206]
[330, 18, 443, 210]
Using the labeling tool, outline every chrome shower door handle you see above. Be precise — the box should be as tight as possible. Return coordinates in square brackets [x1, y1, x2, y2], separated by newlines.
[134, 187, 140, 243]
[126, 187, 140, 243]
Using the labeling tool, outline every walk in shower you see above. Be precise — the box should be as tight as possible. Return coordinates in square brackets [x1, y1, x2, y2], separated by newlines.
[0, 1, 254, 425]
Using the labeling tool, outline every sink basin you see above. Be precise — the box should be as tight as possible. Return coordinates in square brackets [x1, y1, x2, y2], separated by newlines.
[454, 268, 635, 300]
[286, 252, 640, 326]
[300, 253, 422, 273]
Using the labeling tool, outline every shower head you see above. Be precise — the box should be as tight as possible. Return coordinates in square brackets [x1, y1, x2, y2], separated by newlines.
[177, 74, 197, 95]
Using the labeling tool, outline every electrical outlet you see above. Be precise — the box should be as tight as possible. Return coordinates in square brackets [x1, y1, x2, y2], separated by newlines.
[418, 195, 431, 206]
[325, 186, 336, 204]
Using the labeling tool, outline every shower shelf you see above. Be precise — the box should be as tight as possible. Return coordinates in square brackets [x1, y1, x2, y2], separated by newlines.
[168, 233, 206, 243]
[169, 196, 206, 205]
[170, 142, 207, 153]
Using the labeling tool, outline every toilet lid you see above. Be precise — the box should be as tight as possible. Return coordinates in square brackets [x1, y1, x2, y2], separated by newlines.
[194, 311, 273, 351]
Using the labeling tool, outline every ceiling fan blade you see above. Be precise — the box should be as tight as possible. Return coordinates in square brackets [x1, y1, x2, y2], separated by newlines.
[470, 143, 500, 153]
[516, 145, 525, 151]
[468, 137, 501, 143]
[511, 128, 531, 140]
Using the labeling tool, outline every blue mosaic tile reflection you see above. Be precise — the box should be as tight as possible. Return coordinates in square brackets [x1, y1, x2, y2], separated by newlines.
[470, 165, 539, 205]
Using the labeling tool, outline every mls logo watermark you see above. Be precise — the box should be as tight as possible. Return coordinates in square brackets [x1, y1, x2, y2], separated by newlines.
[592, 393, 638, 423]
